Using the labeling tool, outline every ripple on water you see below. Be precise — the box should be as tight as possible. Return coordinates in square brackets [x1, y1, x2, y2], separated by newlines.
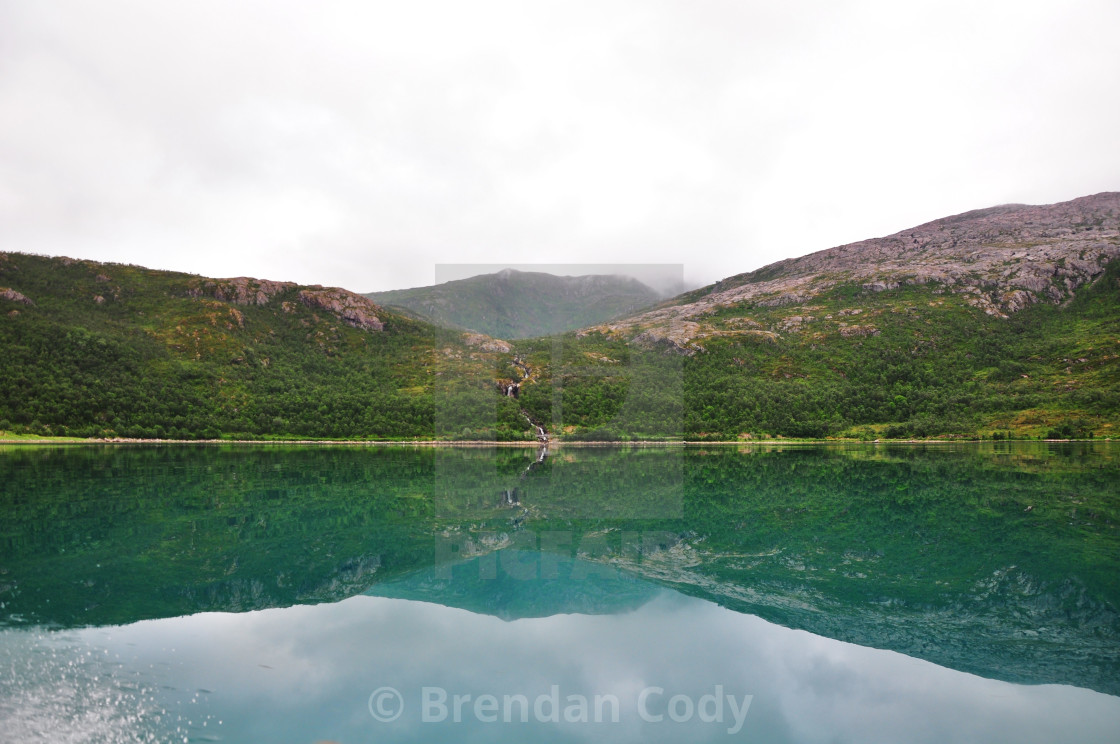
[0, 629, 213, 743]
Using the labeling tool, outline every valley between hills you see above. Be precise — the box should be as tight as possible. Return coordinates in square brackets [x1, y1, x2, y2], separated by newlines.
[1, 192, 1118, 442]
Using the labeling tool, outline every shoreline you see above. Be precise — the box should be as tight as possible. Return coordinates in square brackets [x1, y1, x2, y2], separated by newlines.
[0, 436, 1111, 446]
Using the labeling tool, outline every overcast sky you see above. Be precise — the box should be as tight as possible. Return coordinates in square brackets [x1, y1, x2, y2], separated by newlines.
[2, 1, 1118, 293]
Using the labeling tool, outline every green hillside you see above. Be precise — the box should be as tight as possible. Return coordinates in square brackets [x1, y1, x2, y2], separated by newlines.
[510, 260, 1120, 440]
[508, 193, 1120, 440]
[0, 253, 532, 440]
[2, 193, 1118, 442]
[365, 268, 660, 339]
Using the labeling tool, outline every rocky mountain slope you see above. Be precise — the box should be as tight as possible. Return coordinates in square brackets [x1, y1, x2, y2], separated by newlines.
[366, 268, 661, 339]
[511, 193, 1120, 440]
[587, 192, 1119, 352]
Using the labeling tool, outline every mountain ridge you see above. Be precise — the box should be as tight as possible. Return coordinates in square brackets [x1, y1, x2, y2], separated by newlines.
[2, 192, 1118, 441]
[365, 268, 662, 339]
[598, 192, 1119, 349]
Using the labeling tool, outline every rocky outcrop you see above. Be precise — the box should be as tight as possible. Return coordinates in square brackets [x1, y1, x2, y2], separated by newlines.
[463, 333, 511, 353]
[839, 325, 880, 338]
[779, 315, 814, 332]
[1000, 289, 1036, 313]
[631, 321, 704, 355]
[0, 288, 34, 306]
[724, 317, 765, 328]
[298, 288, 384, 332]
[187, 276, 385, 332]
[189, 277, 295, 306]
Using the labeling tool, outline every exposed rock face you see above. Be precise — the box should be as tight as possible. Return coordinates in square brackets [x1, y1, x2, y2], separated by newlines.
[743, 193, 1120, 307]
[1001, 289, 1036, 313]
[190, 277, 295, 306]
[463, 333, 511, 353]
[779, 315, 814, 332]
[187, 276, 385, 332]
[298, 288, 384, 332]
[588, 192, 1120, 346]
[631, 320, 704, 355]
[0, 288, 34, 306]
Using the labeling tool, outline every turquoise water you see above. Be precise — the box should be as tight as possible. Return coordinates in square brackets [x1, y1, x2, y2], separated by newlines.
[1, 443, 1118, 742]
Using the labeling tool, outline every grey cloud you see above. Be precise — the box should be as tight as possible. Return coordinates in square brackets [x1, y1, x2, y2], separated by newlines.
[1, 1, 1117, 292]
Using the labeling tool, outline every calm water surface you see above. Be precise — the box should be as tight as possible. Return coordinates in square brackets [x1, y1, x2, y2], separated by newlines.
[1, 443, 1118, 742]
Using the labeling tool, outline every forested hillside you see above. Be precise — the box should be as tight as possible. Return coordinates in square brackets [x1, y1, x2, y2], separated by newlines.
[0, 254, 529, 440]
[2, 193, 1118, 441]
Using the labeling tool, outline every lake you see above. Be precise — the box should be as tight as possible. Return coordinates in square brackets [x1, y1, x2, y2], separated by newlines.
[1, 442, 1118, 742]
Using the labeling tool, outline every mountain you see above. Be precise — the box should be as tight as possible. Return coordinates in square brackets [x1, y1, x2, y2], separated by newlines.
[511, 192, 1120, 440]
[1, 192, 1118, 441]
[365, 268, 661, 339]
[599, 192, 1120, 346]
[366, 550, 660, 620]
[0, 254, 533, 440]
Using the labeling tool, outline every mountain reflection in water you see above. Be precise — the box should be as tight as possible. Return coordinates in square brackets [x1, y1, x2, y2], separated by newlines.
[1, 441, 1118, 701]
